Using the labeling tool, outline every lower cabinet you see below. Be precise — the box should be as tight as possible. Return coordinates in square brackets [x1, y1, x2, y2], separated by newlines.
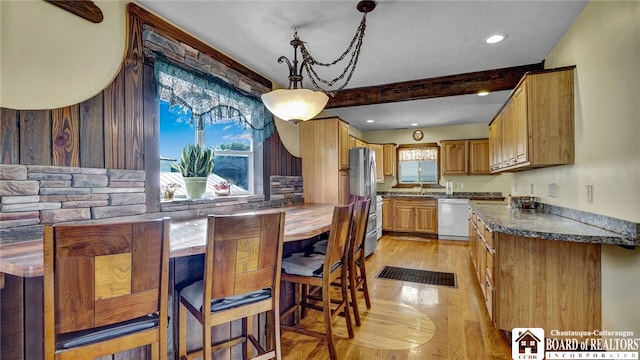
[384, 198, 437, 234]
[468, 206, 601, 335]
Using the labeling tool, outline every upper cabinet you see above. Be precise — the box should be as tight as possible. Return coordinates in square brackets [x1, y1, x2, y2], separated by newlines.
[441, 140, 469, 175]
[441, 138, 490, 176]
[300, 117, 350, 204]
[489, 67, 575, 173]
[383, 144, 396, 177]
[468, 139, 490, 175]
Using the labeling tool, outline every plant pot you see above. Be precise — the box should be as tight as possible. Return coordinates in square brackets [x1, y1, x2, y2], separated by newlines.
[183, 177, 208, 199]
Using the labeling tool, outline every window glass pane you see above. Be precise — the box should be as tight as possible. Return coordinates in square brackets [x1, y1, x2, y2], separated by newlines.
[213, 154, 250, 190]
[398, 161, 438, 184]
[159, 99, 253, 197]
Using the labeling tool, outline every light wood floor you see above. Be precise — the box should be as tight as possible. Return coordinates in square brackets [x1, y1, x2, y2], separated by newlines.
[280, 234, 512, 359]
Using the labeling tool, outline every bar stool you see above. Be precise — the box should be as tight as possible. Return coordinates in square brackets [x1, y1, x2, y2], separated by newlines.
[348, 198, 372, 325]
[280, 204, 354, 360]
[177, 212, 285, 360]
[310, 197, 372, 326]
[43, 218, 170, 360]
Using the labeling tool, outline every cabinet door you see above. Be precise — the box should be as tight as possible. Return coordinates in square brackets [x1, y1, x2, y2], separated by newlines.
[393, 205, 414, 232]
[383, 144, 395, 176]
[469, 139, 490, 175]
[382, 198, 394, 231]
[469, 217, 477, 268]
[441, 140, 468, 175]
[489, 114, 502, 172]
[338, 170, 349, 205]
[513, 85, 529, 164]
[338, 121, 350, 171]
[502, 100, 516, 167]
[415, 205, 437, 233]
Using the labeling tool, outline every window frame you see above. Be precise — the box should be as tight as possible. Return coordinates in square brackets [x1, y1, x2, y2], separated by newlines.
[394, 143, 443, 189]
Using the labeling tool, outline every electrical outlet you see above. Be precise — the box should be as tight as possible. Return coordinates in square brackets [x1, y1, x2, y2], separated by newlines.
[586, 185, 593, 203]
[547, 183, 557, 198]
[530, 183, 534, 194]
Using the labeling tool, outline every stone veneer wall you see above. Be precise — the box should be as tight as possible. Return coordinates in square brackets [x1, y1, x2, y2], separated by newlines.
[0, 164, 303, 245]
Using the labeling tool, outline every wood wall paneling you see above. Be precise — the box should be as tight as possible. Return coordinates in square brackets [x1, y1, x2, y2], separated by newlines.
[103, 70, 126, 169]
[79, 93, 105, 168]
[1, 108, 19, 164]
[125, 11, 144, 171]
[52, 105, 80, 167]
[20, 110, 52, 165]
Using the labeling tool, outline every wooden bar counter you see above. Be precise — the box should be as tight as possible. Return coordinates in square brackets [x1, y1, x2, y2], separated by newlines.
[0, 203, 336, 360]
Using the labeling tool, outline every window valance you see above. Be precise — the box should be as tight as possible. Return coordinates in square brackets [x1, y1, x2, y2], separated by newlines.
[154, 55, 274, 143]
[398, 147, 438, 162]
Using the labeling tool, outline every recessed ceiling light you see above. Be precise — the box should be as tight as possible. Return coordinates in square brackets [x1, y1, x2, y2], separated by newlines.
[411, 123, 418, 127]
[366, 119, 374, 123]
[485, 34, 507, 44]
[477, 91, 490, 96]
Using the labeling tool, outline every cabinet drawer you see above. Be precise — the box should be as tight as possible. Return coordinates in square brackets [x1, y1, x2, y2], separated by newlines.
[486, 248, 494, 280]
[485, 273, 494, 321]
[484, 227, 494, 248]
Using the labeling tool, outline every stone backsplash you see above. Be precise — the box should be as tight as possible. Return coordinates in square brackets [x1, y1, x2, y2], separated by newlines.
[0, 165, 146, 229]
[0, 164, 304, 244]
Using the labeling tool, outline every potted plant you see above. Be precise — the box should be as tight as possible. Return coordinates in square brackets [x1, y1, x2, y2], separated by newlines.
[213, 180, 232, 196]
[160, 182, 181, 200]
[172, 144, 214, 199]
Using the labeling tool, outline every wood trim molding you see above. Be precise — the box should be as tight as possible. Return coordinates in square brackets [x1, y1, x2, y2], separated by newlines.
[326, 62, 544, 109]
[44, 0, 104, 23]
[127, 3, 271, 90]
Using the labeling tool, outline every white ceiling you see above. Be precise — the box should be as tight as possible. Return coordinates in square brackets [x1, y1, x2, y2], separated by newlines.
[137, 0, 587, 131]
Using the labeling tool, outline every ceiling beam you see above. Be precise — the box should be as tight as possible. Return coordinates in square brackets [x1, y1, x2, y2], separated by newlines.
[325, 62, 544, 109]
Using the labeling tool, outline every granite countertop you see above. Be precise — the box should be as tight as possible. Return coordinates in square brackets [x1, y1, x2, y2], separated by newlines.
[469, 201, 639, 247]
[380, 192, 504, 200]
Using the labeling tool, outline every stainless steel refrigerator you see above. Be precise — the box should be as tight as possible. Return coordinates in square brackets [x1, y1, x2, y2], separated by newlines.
[349, 147, 378, 257]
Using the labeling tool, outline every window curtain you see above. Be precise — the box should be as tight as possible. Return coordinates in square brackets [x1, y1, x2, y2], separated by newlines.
[154, 55, 274, 143]
[398, 147, 438, 162]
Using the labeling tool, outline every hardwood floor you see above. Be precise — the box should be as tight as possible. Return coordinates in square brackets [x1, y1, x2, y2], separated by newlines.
[280, 234, 512, 359]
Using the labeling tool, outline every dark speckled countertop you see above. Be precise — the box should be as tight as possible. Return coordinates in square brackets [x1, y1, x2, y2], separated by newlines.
[379, 192, 505, 201]
[469, 201, 639, 247]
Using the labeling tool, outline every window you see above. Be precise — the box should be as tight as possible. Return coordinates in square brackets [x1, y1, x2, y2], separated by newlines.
[395, 143, 441, 188]
[154, 56, 273, 199]
[159, 100, 253, 197]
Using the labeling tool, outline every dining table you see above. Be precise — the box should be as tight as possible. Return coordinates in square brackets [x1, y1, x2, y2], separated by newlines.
[0, 202, 337, 360]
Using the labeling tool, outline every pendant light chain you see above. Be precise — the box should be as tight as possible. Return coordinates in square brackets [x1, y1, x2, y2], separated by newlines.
[298, 12, 369, 96]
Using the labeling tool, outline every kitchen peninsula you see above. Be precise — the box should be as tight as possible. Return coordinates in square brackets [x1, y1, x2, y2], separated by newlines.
[468, 201, 638, 339]
[0, 203, 336, 359]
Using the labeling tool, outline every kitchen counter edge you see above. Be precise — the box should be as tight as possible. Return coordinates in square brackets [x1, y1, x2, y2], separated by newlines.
[469, 201, 639, 247]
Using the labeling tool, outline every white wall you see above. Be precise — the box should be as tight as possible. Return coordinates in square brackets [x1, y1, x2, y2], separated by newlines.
[512, 1, 640, 336]
[0, 0, 127, 109]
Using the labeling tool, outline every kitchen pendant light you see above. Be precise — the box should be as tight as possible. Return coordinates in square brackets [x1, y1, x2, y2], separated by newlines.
[261, 0, 376, 123]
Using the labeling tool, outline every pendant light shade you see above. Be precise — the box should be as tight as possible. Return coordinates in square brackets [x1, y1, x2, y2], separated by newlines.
[261, 89, 328, 122]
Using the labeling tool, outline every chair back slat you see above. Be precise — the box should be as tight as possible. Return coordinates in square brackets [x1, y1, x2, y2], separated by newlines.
[206, 212, 285, 300]
[324, 204, 354, 273]
[47, 219, 168, 334]
[351, 198, 371, 252]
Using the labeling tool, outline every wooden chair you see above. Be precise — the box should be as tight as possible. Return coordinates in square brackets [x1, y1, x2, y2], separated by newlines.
[348, 197, 372, 326]
[177, 211, 285, 360]
[280, 204, 354, 360]
[43, 218, 170, 360]
[310, 197, 372, 327]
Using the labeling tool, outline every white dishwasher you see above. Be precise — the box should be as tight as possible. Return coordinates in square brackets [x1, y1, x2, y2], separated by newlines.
[437, 198, 470, 240]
